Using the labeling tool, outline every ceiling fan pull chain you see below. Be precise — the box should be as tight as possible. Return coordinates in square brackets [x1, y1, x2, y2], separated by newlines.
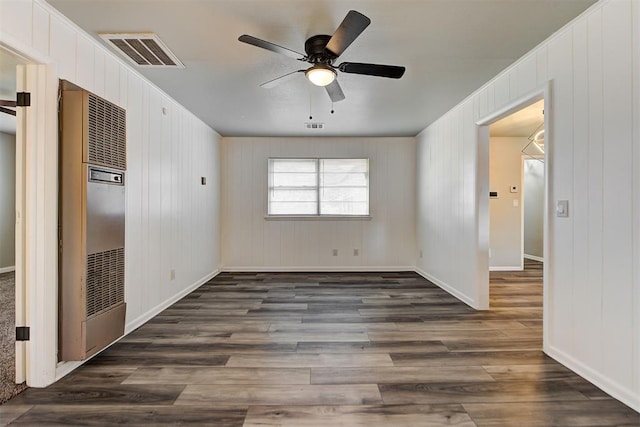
[309, 86, 313, 120]
[331, 101, 335, 114]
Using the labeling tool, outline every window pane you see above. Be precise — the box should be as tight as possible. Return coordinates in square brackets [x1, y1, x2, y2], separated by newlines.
[319, 159, 369, 216]
[270, 159, 317, 173]
[320, 187, 369, 202]
[270, 201, 317, 215]
[270, 189, 317, 202]
[272, 172, 317, 187]
[321, 201, 369, 215]
[269, 159, 318, 215]
[321, 158, 368, 173]
[321, 172, 368, 187]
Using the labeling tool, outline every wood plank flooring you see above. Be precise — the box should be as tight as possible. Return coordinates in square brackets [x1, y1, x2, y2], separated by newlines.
[2, 262, 639, 426]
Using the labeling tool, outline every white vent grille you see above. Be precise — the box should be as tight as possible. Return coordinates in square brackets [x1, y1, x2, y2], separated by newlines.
[87, 93, 127, 170]
[86, 248, 125, 318]
[305, 122, 325, 129]
[99, 33, 185, 68]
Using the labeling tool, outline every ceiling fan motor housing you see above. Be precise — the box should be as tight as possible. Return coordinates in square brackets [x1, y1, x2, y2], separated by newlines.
[305, 35, 335, 64]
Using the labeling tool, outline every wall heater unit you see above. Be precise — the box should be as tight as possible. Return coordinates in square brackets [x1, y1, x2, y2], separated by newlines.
[59, 80, 127, 361]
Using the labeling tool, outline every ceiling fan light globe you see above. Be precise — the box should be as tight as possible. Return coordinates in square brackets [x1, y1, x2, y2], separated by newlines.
[306, 67, 336, 86]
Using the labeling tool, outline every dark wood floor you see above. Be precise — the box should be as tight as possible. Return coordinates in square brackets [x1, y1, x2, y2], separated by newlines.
[2, 261, 639, 426]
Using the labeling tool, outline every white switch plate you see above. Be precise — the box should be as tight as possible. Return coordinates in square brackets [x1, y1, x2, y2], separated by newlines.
[556, 200, 569, 217]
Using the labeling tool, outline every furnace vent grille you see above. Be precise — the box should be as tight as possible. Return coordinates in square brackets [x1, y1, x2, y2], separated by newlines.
[87, 93, 127, 170]
[100, 33, 185, 68]
[86, 248, 125, 318]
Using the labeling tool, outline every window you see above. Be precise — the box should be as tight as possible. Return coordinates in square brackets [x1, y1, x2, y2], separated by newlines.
[268, 158, 369, 216]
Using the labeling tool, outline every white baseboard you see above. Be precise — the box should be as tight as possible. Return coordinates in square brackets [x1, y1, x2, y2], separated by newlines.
[545, 343, 640, 413]
[524, 254, 544, 262]
[221, 266, 415, 273]
[489, 266, 524, 271]
[125, 269, 221, 334]
[0, 265, 15, 274]
[414, 267, 478, 309]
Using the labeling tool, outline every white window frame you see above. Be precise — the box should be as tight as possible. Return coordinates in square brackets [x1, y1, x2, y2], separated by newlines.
[267, 157, 371, 219]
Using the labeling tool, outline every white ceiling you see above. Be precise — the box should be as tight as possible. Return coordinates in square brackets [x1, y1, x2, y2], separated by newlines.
[491, 99, 544, 138]
[40, 1, 595, 137]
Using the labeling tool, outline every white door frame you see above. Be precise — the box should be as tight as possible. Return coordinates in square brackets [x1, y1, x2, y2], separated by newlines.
[476, 83, 551, 348]
[15, 62, 59, 387]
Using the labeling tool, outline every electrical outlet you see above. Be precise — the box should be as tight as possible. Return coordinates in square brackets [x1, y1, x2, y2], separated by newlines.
[170, 269, 175, 280]
[332, 249, 338, 256]
[353, 249, 359, 256]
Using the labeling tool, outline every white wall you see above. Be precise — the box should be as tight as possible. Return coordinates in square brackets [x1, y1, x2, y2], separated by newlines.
[416, 0, 639, 412]
[0, 0, 222, 383]
[222, 137, 416, 270]
[524, 158, 544, 260]
[489, 137, 526, 270]
[0, 132, 16, 271]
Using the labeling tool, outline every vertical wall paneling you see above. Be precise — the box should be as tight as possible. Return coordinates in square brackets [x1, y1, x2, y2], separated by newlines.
[633, 0, 640, 398]
[416, 0, 639, 411]
[222, 137, 416, 271]
[0, 0, 223, 385]
[600, 0, 634, 392]
[584, 7, 605, 373]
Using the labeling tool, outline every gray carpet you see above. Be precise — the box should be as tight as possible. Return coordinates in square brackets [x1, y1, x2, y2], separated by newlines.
[0, 271, 27, 404]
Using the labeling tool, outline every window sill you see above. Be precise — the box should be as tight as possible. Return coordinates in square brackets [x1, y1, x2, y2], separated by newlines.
[264, 215, 372, 221]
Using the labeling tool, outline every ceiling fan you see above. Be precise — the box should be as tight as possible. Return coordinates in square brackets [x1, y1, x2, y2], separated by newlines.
[238, 10, 406, 103]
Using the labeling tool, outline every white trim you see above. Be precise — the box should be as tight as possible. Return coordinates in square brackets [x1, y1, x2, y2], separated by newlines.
[222, 266, 414, 273]
[22, 63, 59, 388]
[414, 267, 478, 310]
[545, 344, 640, 413]
[524, 254, 544, 263]
[264, 215, 372, 221]
[124, 269, 220, 334]
[489, 266, 524, 272]
[0, 266, 15, 274]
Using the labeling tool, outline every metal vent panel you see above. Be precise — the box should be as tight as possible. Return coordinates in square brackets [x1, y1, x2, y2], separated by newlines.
[87, 93, 127, 170]
[86, 248, 125, 318]
[305, 122, 325, 129]
[100, 33, 184, 68]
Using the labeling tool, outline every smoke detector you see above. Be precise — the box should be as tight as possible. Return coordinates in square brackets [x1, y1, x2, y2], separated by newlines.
[99, 33, 184, 68]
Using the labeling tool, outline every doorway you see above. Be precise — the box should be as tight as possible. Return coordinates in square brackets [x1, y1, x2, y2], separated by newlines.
[476, 88, 549, 334]
[481, 94, 547, 347]
[0, 46, 28, 403]
[488, 99, 545, 272]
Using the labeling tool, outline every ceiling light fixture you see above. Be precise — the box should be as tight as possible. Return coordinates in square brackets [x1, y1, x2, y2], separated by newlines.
[305, 65, 336, 86]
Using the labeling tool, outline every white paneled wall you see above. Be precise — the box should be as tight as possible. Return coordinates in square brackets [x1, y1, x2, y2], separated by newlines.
[1, 0, 222, 383]
[416, 0, 639, 411]
[222, 138, 416, 270]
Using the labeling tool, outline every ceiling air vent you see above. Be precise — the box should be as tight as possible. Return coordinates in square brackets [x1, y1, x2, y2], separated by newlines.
[305, 122, 324, 130]
[99, 33, 185, 68]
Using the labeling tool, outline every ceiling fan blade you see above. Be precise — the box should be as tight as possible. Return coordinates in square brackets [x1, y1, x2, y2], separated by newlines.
[338, 62, 406, 79]
[260, 70, 305, 89]
[325, 80, 346, 102]
[239, 34, 305, 60]
[325, 10, 371, 58]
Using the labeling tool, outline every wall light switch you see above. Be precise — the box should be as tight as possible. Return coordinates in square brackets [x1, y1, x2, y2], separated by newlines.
[201, 177, 206, 185]
[513, 199, 519, 207]
[556, 200, 569, 217]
